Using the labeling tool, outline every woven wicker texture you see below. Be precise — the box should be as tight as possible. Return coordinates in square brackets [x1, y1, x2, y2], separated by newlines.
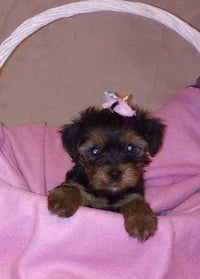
[0, 0, 200, 69]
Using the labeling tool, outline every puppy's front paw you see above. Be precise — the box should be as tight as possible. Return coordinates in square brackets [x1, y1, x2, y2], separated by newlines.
[48, 184, 82, 218]
[122, 198, 158, 242]
[124, 209, 157, 242]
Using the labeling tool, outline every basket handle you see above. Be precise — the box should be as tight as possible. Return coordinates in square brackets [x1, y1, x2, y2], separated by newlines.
[0, 0, 200, 69]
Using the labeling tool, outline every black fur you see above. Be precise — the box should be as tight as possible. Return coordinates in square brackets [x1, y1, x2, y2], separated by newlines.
[61, 107, 164, 160]
[48, 105, 165, 241]
[59, 107, 165, 211]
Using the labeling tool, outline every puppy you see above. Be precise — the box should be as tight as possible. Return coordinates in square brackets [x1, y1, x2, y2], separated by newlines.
[48, 92, 165, 241]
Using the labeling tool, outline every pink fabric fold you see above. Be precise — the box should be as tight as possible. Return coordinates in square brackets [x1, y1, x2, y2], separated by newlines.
[0, 87, 200, 279]
[145, 87, 200, 213]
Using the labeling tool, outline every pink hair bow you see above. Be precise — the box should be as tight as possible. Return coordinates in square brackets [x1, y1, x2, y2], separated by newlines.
[102, 91, 136, 117]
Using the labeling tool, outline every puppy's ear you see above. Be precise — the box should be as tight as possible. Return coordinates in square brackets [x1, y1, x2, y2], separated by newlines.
[135, 114, 165, 156]
[60, 123, 81, 161]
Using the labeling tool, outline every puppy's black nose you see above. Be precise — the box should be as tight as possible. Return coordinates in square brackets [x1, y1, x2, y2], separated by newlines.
[108, 170, 122, 181]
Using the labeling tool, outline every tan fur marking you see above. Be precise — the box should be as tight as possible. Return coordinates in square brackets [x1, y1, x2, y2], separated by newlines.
[79, 130, 106, 160]
[63, 181, 109, 209]
[78, 185, 109, 209]
[89, 130, 106, 147]
[120, 132, 147, 149]
[85, 163, 144, 194]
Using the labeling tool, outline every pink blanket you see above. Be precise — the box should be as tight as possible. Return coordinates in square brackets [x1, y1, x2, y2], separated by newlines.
[0, 87, 200, 279]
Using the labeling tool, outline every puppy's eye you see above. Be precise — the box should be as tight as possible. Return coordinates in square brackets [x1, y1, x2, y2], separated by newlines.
[125, 144, 134, 153]
[91, 147, 101, 156]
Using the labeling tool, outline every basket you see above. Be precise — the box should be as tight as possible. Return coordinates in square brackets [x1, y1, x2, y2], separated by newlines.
[0, 0, 200, 69]
[0, 2, 200, 278]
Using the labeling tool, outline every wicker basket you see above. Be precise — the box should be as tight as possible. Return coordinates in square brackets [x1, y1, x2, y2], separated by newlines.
[0, 0, 200, 68]
[0, 0, 200, 70]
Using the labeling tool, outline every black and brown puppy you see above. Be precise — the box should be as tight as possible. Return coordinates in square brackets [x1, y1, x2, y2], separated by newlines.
[48, 104, 164, 241]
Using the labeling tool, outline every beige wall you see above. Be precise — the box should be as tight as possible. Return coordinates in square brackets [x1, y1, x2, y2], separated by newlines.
[0, 0, 200, 126]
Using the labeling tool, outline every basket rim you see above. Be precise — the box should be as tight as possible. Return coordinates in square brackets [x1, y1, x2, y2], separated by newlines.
[0, 0, 200, 69]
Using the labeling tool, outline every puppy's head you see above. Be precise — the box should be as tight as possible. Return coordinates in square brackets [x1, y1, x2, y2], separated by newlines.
[61, 107, 164, 194]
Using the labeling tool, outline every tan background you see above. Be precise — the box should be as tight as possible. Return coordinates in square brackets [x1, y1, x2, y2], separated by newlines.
[0, 0, 200, 126]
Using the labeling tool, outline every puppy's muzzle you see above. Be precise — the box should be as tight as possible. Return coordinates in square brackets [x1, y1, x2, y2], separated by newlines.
[108, 169, 122, 181]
